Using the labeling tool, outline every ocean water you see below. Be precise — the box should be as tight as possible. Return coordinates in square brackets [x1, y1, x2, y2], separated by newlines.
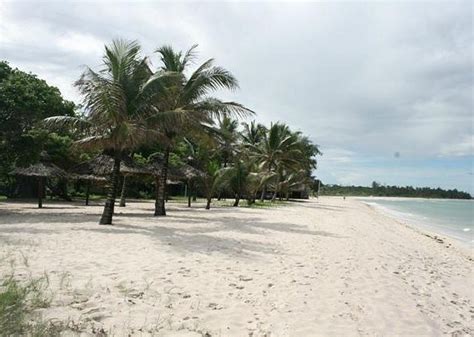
[359, 197, 474, 245]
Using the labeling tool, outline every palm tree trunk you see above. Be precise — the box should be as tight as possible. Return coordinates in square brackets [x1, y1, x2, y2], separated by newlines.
[154, 176, 161, 215]
[99, 154, 121, 225]
[119, 175, 127, 207]
[271, 175, 280, 202]
[154, 146, 170, 216]
[233, 194, 240, 207]
[205, 196, 212, 210]
[260, 185, 266, 202]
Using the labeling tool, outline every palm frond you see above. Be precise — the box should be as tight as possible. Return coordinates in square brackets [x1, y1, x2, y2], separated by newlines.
[43, 116, 92, 132]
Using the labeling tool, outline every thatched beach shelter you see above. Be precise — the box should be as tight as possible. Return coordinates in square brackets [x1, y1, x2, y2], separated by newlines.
[174, 163, 205, 207]
[69, 173, 107, 206]
[146, 155, 204, 207]
[72, 154, 149, 206]
[72, 154, 149, 177]
[12, 161, 67, 208]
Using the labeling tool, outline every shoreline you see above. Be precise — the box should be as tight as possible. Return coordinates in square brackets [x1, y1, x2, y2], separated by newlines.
[0, 197, 472, 336]
[363, 200, 473, 251]
[355, 197, 473, 248]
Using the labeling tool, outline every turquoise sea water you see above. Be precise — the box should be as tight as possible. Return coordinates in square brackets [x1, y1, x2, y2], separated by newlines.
[359, 198, 474, 245]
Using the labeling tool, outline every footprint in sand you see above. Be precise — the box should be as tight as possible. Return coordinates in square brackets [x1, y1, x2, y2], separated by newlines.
[80, 305, 110, 322]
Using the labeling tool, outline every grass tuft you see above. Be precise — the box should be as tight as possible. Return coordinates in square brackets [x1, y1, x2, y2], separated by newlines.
[0, 271, 57, 336]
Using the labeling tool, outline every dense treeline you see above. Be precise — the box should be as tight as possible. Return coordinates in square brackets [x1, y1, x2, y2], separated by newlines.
[0, 61, 77, 198]
[320, 181, 472, 199]
[0, 40, 321, 224]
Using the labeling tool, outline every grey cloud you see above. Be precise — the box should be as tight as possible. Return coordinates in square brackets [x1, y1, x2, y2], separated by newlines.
[0, 0, 472, 189]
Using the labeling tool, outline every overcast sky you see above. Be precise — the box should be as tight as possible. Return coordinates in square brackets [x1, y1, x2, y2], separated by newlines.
[1, 0, 472, 193]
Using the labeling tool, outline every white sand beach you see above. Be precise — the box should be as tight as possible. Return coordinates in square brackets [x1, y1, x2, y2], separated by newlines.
[0, 197, 472, 336]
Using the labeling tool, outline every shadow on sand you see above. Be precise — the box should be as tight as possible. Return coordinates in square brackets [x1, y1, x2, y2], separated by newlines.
[0, 200, 345, 258]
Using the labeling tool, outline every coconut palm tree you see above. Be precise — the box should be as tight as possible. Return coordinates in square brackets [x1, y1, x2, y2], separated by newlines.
[215, 116, 239, 168]
[149, 45, 253, 216]
[44, 39, 170, 224]
[249, 123, 301, 201]
[276, 168, 309, 200]
[241, 121, 266, 147]
[201, 159, 221, 210]
[215, 159, 250, 207]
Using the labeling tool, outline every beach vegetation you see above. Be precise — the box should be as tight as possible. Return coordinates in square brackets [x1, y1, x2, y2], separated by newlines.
[1, 38, 322, 223]
[0, 272, 59, 336]
[321, 182, 472, 199]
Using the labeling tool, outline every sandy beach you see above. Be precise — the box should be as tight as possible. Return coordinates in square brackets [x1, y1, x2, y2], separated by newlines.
[0, 197, 472, 336]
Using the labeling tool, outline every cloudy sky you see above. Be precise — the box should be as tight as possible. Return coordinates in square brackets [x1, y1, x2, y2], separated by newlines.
[1, 0, 472, 193]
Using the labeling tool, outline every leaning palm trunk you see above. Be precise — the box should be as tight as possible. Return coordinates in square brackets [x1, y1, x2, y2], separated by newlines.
[154, 147, 170, 216]
[271, 185, 279, 202]
[99, 154, 121, 225]
[205, 196, 212, 210]
[260, 186, 266, 202]
[271, 174, 281, 202]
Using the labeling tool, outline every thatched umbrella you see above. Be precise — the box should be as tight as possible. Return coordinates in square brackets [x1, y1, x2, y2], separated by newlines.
[12, 162, 67, 208]
[69, 173, 106, 206]
[173, 164, 205, 207]
[72, 154, 149, 176]
[71, 154, 149, 206]
[146, 155, 186, 210]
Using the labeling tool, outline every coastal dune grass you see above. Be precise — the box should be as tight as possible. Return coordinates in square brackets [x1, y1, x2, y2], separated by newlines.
[0, 258, 63, 337]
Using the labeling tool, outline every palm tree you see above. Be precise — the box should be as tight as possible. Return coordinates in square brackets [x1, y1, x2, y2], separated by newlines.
[215, 159, 250, 207]
[201, 159, 221, 210]
[150, 45, 253, 216]
[277, 168, 309, 200]
[249, 123, 301, 201]
[241, 121, 266, 147]
[215, 116, 239, 168]
[44, 39, 168, 224]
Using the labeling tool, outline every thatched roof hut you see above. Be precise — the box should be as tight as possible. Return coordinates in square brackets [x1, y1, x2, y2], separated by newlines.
[11, 154, 68, 208]
[145, 160, 163, 177]
[72, 154, 149, 177]
[177, 164, 205, 181]
[12, 162, 67, 179]
[71, 154, 150, 206]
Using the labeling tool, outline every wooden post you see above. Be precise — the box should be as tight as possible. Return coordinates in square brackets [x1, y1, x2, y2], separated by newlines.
[85, 181, 90, 206]
[187, 180, 191, 207]
[38, 177, 43, 208]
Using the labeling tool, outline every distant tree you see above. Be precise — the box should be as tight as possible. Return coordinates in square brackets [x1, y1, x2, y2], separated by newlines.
[0, 61, 75, 194]
[320, 183, 471, 199]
